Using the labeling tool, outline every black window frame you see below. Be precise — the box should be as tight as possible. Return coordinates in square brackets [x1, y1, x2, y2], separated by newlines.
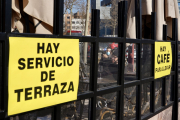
[0, 0, 179, 120]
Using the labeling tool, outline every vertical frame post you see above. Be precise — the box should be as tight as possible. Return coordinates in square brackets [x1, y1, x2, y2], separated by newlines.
[150, 12, 156, 113]
[53, 0, 64, 37]
[162, 25, 167, 107]
[135, 0, 142, 119]
[53, 0, 64, 119]
[118, 1, 127, 120]
[89, 9, 100, 120]
[172, 18, 178, 120]
[3, 0, 12, 119]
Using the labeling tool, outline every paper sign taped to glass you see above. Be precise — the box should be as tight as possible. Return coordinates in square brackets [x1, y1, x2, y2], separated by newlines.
[8, 37, 79, 116]
[154, 42, 172, 79]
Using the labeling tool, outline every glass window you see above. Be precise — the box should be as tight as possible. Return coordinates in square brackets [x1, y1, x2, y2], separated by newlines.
[178, 73, 180, 98]
[149, 106, 172, 120]
[155, 79, 162, 110]
[166, 76, 172, 105]
[141, 44, 152, 79]
[11, 0, 54, 34]
[97, 42, 118, 90]
[96, 92, 116, 119]
[72, 21, 75, 24]
[11, 107, 53, 120]
[67, 16, 70, 19]
[61, 99, 90, 119]
[141, 83, 151, 116]
[67, 21, 70, 24]
[124, 43, 137, 83]
[124, 86, 136, 120]
[78, 42, 91, 94]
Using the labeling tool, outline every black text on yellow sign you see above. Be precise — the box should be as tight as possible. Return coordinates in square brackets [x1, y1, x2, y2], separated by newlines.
[8, 37, 79, 116]
[154, 42, 172, 79]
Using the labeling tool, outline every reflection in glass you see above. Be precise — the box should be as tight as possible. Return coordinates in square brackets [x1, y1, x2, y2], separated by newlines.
[124, 43, 137, 83]
[178, 44, 180, 71]
[63, 0, 91, 36]
[12, 1, 53, 34]
[179, 103, 180, 120]
[124, 86, 136, 120]
[61, 99, 90, 120]
[79, 42, 91, 94]
[99, 0, 118, 37]
[96, 92, 116, 120]
[166, 76, 172, 104]
[10, 108, 53, 120]
[97, 43, 118, 90]
[178, 73, 180, 98]
[155, 80, 162, 110]
[148, 106, 172, 120]
[141, 44, 152, 79]
[141, 83, 151, 116]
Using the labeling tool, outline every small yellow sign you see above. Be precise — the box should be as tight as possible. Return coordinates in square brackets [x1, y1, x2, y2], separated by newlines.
[154, 42, 172, 79]
[8, 37, 79, 116]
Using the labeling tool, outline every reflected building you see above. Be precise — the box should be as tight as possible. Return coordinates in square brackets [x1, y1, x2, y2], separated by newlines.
[93, 0, 118, 37]
[63, 12, 91, 35]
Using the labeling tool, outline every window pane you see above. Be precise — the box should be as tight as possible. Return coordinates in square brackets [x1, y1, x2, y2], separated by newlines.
[11, 0, 54, 34]
[178, 44, 180, 71]
[141, 83, 151, 116]
[124, 86, 136, 120]
[79, 42, 91, 94]
[179, 103, 180, 119]
[99, 0, 118, 37]
[10, 107, 53, 120]
[97, 42, 118, 90]
[166, 76, 172, 105]
[124, 43, 137, 83]
[63, 0, 91, 36]
[61, 99, 90, 119]
[96, 92, 116, 119]
[155, 80, 162, 110]
[178, 73, 180, 98]
[141, 44, 152, 79]
[148, 106, 172, 120]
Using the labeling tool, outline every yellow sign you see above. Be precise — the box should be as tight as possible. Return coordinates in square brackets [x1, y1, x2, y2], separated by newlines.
[154, 42, 172, 79]
[8, 37, 79, 116]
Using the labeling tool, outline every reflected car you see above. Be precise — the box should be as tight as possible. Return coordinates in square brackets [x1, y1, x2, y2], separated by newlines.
[66, 30, 82, 36]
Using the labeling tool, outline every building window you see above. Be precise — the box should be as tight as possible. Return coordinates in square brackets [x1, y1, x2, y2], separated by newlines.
[67, 21, 70, 24]
[67, 26, 70, 29]
[76, 21, 79, 24]
[72, 26, 75, 29]
[72, 21, 75, 24]
[67, 16, 70, 19]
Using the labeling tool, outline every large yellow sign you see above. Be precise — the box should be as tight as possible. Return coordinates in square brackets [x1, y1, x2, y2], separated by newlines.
[154, 42, 172, 79]
[8, 37, 79, 116]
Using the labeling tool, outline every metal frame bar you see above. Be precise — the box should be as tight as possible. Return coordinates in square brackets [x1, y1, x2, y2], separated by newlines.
[0, 0, 179, 120]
